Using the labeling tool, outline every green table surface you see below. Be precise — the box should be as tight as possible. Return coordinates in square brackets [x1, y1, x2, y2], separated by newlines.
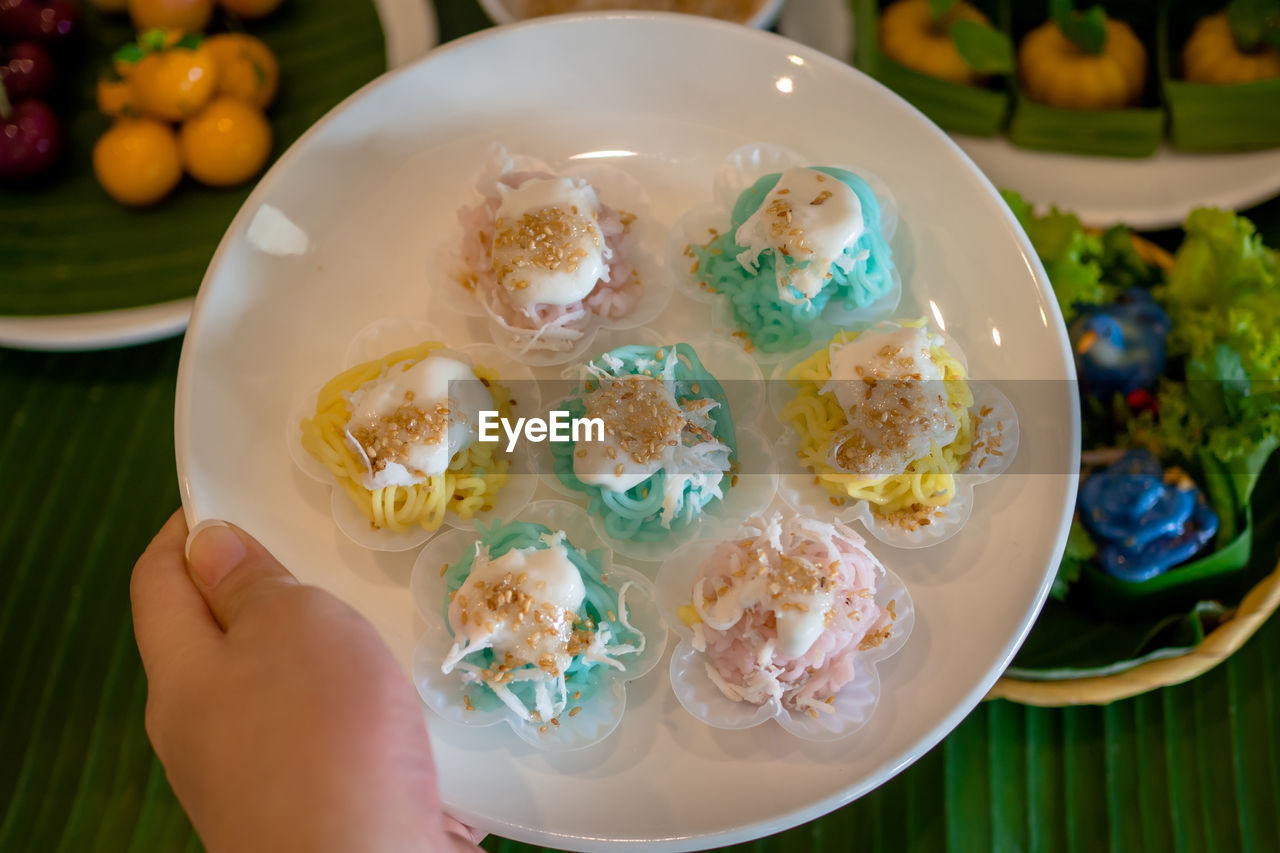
[3, 4, 1279, 851]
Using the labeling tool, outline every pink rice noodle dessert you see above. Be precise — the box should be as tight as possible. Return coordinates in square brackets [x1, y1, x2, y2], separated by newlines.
[456, 151, 645, 354]
[688, 512, 896, 717]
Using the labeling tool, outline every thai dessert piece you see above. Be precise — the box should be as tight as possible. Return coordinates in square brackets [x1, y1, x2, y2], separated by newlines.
[1182, 10, 1280, 84]
[878, 0, 999, 85]
[1069, 288, 1171, 402]
[1018, 8, 1147, 110]
[681, 513, 899, 716]
[685, 162, 897, 354]
[454, 147, 648, 357]
[438, 517, 648, 730]
[549, 343, 738, 542]
[1078, 449, 1219, 583]
[299, 340, 515, 534]
[782, 322, 1003, 532]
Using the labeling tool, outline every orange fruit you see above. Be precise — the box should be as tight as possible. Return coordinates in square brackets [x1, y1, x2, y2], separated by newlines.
[96, 75, 140, 117]
[179, 96, 272, 186]
[130, 38, 219, 121]
[127, 0, 214, 31]
[93, 118, 183, 206]
[217, 0, 285, 19]
[205, 33, 279, 109]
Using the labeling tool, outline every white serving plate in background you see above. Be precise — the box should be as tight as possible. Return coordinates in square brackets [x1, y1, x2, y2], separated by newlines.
[778, 0, 1280, 229]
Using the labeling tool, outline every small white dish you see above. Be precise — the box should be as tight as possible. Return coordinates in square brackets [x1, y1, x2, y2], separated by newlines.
[287, 318, 540, 551]
[667, 143, 902, 364]
[768, 321, 1019, 548]
[409, 500, 666, 750]
[435, 147, 670, 367]
[655, 523, 913, 740]
[533, 334, 777, 562]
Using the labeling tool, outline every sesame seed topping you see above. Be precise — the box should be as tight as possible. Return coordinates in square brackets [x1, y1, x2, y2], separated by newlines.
[492, 203, 598, 292]
[350, 397, 451, 474]
[584, 375, 686, 466]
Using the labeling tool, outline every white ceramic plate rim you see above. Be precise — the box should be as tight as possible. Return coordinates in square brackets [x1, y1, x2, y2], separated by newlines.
[175, 13, 1079, 850]
[0, 0, 437, 353]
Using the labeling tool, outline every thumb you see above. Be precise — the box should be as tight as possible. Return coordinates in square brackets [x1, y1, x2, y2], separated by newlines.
[185, 520, 300, 631]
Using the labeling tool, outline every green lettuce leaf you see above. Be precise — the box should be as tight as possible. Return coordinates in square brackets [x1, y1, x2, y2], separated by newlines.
[1002, 190, 1117, 320]
[1142, 208, 1280, 505]
[1051, 521, 1096, 601]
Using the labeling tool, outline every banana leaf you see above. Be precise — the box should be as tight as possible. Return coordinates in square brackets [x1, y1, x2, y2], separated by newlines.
[1006, 88, 1165, 158]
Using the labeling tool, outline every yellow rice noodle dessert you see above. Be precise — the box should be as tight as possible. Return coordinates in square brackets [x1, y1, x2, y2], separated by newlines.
[782, 323, 978, 530]
[300, 341, 515, 533]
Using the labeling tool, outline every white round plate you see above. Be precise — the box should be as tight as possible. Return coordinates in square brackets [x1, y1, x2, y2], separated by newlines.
[778, 0, 1280, 230]
[175, 13, 1077, 852]
[0, 0, 438, 353]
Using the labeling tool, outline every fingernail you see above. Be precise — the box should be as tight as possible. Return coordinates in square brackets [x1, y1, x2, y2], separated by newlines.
[186, 520, 248, 588]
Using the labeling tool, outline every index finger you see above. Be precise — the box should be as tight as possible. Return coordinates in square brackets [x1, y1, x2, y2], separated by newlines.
[130, 509, 222, 681]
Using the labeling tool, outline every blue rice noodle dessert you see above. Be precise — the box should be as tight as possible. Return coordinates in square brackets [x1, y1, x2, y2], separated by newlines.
[688, 166, 896, 353]
[441, 517, 647, 726]
[550, 343, 737, 542]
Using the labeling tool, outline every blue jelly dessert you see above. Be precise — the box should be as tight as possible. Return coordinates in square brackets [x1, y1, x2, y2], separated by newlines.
[1078, 449, 1219, 583]
[1069, 289, 1171, 399]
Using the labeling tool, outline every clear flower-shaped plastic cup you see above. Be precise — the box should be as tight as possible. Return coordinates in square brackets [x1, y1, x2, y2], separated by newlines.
[768, 321, 1020, 549]
[433, 146, 671, 368]
[667, 143, 902, 366]
[654, 527, 914, 741]
[287, 317, 540, 551]
[531, 332, 777, 563]
[409, 500, 667, 750]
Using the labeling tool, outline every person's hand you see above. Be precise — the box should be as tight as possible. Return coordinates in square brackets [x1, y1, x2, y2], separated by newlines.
[130, 510, 485, 853]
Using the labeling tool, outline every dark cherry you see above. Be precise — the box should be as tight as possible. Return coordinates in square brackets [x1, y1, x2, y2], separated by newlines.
[0, 0, 79, 44]
[0, 97, 63, 180]
[0, 42, 56, 100]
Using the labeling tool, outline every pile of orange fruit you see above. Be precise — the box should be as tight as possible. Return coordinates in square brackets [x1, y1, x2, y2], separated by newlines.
[89, 0, 284, 206]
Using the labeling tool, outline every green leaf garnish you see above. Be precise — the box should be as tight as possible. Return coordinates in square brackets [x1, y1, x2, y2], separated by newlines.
[138, 29, 169, 53]
[1050, 0, 1108, 55]
[952, 18, 1014, 74]
[132, 29, 203, 56]
[112, 43, 144, 65]
[1227, 0, 1280, 52]
[929, 0, 959, 18]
